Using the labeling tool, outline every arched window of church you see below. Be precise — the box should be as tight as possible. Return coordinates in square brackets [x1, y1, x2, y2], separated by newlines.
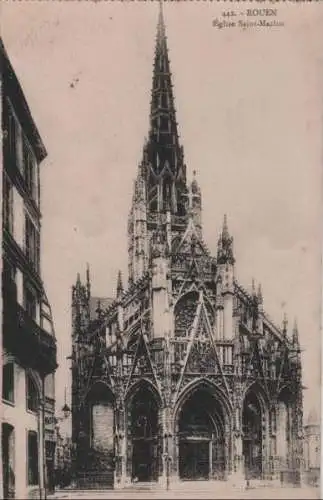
[174, 291, 198, 337]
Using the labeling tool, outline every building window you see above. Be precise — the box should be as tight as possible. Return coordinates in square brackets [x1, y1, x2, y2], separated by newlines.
[24, 284, 37, 321]
[3, 174, 14, 233]
[25, 215, 40, 272]
[23, 137, 38, 203]
[26, 374, 39, 413]
[27, 431, 39, 485]
[5, 99, 24, 172]
[2, 363, 14, 403]
[3, 259, 17, 298]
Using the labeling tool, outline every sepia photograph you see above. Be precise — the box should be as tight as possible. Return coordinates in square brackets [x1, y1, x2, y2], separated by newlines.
[0, 1, 322, 499]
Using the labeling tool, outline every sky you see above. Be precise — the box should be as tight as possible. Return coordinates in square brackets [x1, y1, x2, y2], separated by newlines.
[1, 1, 322, 421]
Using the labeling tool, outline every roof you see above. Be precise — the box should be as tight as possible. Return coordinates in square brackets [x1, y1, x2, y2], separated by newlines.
[0, 37, 47, 163]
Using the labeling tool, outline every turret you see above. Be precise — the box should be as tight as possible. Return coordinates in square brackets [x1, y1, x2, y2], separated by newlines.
[116, 270, 124, 332]
[217, 215, 235, 339]
[215, 275, 224, 340]
[190, 170, 202, 238]
[71, 271, 90, 340]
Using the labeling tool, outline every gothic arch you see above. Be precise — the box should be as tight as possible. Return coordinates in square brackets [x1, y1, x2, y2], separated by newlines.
[242, 381, 270, 415]
[84, 380, 115, 404]
[125, 378, 162, 407]
[241, 383, 269, 479]
[174, 378, 232, 427]
[125, 379, 162, 482]
[173, 378, 231, 480]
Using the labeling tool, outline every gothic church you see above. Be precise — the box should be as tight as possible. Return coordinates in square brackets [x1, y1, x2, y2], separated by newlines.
[71, 4, 303, 490]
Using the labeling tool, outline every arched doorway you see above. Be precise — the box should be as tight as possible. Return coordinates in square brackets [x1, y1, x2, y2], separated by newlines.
[127, 383, 161, 482]
[242, 391, 263, 479]
[177, 388, 226, 481]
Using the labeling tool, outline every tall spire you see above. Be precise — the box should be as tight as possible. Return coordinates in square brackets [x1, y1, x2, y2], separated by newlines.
[143, 1, 187, 215]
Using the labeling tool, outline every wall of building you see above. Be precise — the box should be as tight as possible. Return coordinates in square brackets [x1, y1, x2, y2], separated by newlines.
[2, 360, 44, 499]
[303, 424, 320, 486]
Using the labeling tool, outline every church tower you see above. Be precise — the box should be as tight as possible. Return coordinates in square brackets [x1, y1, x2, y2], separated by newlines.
[70, 3, 304, 490]
[128, 3, 189, 284]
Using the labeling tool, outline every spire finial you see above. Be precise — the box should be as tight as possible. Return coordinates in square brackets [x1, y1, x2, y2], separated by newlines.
[292, 317, 299, 346]
[96, 299, 103, 319]
[86, 263, 91, 298]
[257, 283, 263, 304]
[117, 270, 124, 299]
[252, 278, 256, 295]
[223, 213, 228, 235]
[282, 312, 288, 336]
[217, 214, 235, 265]
[159, 0, 164, 21]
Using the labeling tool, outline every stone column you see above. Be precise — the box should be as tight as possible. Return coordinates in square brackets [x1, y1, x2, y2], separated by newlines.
[262, 408, 270, 481]
[115, 403, 129, 489]
[229, 407, 245, 488]
[159, 405, 174, 490]
[209, 438, 213, 478]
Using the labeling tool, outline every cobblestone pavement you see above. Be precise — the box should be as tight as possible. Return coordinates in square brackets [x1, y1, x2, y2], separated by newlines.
[49, 482, 320, 500]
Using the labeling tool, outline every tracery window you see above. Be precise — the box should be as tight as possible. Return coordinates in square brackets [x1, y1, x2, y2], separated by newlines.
[174, 292, 198, 337]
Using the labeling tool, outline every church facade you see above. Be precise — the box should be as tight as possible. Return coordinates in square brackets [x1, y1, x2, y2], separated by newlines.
[70, 5, 303, 490]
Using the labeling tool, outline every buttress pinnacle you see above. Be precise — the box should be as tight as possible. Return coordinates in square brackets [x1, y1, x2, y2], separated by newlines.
[217, 214, 235, 265]
[117, 270, 124, 299]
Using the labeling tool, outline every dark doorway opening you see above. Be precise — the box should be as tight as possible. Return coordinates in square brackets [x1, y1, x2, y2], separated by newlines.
[179, 441, 209, 480]
[242, 391, 263, 479]
[129, 385, 160, 482]
[132, 439, 155, 481]
[178, 388, 226, 481]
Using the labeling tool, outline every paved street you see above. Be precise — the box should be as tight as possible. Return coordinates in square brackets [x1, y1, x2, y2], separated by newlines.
[49, 482, 320, 499]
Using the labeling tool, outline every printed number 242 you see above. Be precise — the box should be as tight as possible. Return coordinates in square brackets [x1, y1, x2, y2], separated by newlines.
[222, 11, 236, 18]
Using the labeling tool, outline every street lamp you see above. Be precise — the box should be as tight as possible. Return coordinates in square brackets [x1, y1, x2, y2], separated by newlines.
[62, 403, 71, 420]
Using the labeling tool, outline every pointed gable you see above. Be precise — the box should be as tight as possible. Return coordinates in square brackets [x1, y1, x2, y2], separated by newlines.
[175, 291, 229, 399]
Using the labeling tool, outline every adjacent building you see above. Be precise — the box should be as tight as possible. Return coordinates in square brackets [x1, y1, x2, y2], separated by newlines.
[1, 39, 57, 499]
[303, 408, 320, 487]
[70, 5, 303, 490]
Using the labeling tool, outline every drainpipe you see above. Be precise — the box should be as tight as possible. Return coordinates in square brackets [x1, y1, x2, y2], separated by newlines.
[39, 375, 47, 500]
